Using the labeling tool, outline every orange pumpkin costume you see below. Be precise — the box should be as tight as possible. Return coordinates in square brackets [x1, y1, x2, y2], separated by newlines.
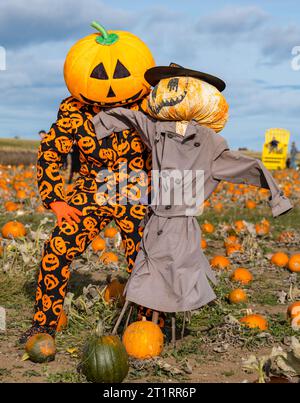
[33, 95, 151, 329]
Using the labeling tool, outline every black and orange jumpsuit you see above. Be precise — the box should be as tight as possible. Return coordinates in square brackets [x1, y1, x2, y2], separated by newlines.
[34, 96, 151, 328]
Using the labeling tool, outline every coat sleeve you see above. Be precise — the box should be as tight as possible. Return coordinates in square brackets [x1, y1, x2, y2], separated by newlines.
[37, 99, 74, 208]
[92, 107, 156, 149]
[211, 139, 293, 217]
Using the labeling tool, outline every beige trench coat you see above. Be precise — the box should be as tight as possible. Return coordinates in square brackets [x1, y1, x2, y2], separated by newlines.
[93, 108, 292, 312]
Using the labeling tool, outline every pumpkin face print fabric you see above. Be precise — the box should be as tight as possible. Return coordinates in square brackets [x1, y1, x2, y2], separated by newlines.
[34, 96, 151, 328]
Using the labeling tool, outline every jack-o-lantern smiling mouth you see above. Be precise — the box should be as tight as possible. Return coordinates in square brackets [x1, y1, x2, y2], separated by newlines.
[80, 89, 143, 107]
[148, 90, 188, 115]
[148, 77, 189, 115]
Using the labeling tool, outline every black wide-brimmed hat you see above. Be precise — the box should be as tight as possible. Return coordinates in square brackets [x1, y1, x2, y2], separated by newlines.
[144, 63, 226, 92]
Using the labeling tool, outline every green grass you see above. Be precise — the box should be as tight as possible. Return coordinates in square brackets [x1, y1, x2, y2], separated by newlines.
[0, 138, 40, 150]
[47, 370, 85, 383]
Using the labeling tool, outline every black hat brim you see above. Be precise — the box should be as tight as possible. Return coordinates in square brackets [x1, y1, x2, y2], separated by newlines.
[144, 66, 226, 92]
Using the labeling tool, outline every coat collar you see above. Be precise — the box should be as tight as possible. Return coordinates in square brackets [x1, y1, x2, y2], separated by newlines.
[156, 120, 199, 140]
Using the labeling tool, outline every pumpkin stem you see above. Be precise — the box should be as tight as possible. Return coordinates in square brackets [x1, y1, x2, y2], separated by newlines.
[91, 21, 119, 46]
[95, 320, 104, 337]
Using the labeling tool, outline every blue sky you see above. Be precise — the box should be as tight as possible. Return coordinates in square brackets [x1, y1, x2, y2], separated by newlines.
[0, 0, 299, 149]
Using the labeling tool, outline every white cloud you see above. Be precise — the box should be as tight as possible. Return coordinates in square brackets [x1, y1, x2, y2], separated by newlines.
[0, 0, 137, 48]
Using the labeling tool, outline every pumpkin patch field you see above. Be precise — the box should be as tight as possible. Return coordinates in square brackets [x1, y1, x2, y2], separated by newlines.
[0, 159, 300, 383]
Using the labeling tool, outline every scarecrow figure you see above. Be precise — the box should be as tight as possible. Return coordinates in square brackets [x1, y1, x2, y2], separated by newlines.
[93, 63, 293, 313]
[20, 23, 156, 343]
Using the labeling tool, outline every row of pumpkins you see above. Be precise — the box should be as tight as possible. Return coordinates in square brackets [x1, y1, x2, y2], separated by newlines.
[24, 316, 164, 383]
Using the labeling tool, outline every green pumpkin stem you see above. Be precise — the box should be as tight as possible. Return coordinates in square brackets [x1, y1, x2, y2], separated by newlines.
[91, 21, 119, 46]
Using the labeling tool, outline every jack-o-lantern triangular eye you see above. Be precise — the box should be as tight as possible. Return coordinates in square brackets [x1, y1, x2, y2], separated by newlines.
[113, 60, 131, 79]
[90, 63, 108, 80]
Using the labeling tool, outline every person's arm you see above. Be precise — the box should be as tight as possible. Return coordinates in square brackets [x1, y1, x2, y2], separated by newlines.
[212, 139, 293, 217]
[92, 107, 156, 149]
[37, 99, 82, 225]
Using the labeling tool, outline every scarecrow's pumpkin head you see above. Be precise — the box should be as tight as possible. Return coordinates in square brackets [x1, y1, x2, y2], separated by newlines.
[64, 22, 155, 107]
[146, 76, 229, 133]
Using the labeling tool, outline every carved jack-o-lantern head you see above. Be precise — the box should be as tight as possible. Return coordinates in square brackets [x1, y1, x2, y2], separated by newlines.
[146, 76, 229, 133]
[64, 22, 155, 107]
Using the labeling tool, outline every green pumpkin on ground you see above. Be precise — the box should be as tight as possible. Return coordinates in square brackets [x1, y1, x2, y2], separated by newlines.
[80, 321, 129, 383]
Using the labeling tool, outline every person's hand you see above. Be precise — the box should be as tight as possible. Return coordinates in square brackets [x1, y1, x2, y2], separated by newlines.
[50, 201, 82, 227]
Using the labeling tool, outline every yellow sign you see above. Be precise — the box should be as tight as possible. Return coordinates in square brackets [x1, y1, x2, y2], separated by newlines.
[262, 128, 290, 170]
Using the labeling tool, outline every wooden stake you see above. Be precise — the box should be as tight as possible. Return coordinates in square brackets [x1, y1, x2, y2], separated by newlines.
[152, 310, 159, 324]
[171, 315, 176, 347]
[112, 300, 130, 335]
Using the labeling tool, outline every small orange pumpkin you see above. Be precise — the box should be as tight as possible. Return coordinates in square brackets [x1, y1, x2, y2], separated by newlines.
[210, 255, 230, 270]
[100, 251, 119, 265]
[228, 289, 247, 304]
[122, 318, 164, 359]
[104, 279, 126, 304]
[224, 235, 239, 248]
[287, 301, 300, 320]
[226, 244, 243, 256]
[1, 221, 26, 239]
[4, 201, 19, 212]
[288, 254, 300, 273]
[255, 220, 270, 236]
[245, 200, 256, 210]
[230, 268, 253, 284]
[240, 314, 268, 331]
[270, 252, 289, 268]
[91, 236, 106, 252]
[201, 222, 215, 234]
[201, 238, 207, 250]
[104, 227, 118, 238]
[234, 220, 246, 233]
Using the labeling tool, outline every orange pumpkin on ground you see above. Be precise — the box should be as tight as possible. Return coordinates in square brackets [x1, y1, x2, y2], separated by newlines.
[1, 221, 26, 239]
[226, 244, 243, 256]
[210, 255, 230, 270]
[104, 279, 125, 304]
[224, 235, 239, 248]
[245, 200, 257, 210]
[288, 254, 300, 273]
[287, 301, 300, 320]
[270, 252, 289, 268]
[4, 201, 19, 212]
[228, 289, 247, 304]
[16, 189, 27, 200]
[240, 314, 268, 331]
[104, 227, 119, 239]
[25, 333, 56, 363]
[122, 318, 164, 359]
[100, 251, 119, 265]
[255, 222, 270, 236]
[234, 220, 246, 233]
[201, 238, 207, 250]
[201, 222, 215, 234]
[91, 236, 106, 252]
[213, 202, 223, 212]
[230, 268, 253, 284]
